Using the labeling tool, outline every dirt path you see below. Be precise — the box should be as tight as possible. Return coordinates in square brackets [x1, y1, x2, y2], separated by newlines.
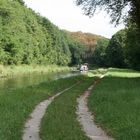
[22, 83, 77, 140]
[76, 79, 114, 140]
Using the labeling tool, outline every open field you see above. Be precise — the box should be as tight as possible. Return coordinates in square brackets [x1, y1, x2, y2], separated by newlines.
[88, 68, 140, 140]
[0, 76, 82, 140]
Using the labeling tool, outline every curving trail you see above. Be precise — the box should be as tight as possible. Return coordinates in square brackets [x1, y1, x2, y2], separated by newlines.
[76, 78, 114, 140]
[22, 83, 78, 140]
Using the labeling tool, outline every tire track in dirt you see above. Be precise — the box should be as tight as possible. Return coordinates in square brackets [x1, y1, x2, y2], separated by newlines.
[22, 83, 78, 140]
[76, 76, 114, 140]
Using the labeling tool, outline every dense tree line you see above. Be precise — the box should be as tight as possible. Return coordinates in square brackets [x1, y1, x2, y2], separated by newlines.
[76, 0, 140, 70]
[0, 0, 88, 66]
[68, 26, 140, 70]
[2, 0, 139, 70]
[105, 29, 127, 68]
[105, 24, 140, 70]
[68, 31, 109, 66]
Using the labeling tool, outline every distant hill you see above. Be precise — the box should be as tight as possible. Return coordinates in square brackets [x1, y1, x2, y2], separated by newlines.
[66, 31, 110, 66]
[67, 31, 109, 48]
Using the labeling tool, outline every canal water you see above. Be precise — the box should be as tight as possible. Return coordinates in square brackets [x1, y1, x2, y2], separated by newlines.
[0, 71, 80, 90]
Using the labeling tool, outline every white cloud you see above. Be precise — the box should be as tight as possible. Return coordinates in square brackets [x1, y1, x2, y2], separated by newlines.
[23, 0, 125, 38]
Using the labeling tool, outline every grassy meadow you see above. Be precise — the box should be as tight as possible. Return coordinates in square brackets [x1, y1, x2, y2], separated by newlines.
[88, 68, 140, 140]
[0, 76, 82, 140]
[40, 76, 93, 140]
[0, 65, 71, 78]
[1, 67, 140, 140]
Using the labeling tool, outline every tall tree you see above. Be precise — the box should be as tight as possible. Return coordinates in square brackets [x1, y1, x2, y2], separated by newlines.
[76, 0, 140, 29]
[0, 0, 72, 65]
[105, 29, 127, 68]
[126, 23, 140, 70]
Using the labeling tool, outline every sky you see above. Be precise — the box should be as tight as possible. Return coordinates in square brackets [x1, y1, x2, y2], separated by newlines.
[23, 0, 125, 38]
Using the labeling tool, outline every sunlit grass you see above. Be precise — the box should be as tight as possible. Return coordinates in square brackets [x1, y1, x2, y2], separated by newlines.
[0, 65, 71, 78]
[107, 68, 140, 77]
[1, 67, 140, 140]
[88, 68, 107, 77]
[40, 76, 93, 140]
[88, 68, 140, 140]
[0, 76, 82, 140]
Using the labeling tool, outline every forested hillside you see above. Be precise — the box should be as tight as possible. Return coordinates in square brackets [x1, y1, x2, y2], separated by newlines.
[0, 0, 89, 66]
[68, 31, 108, 47]
[0, 0, 71, 65]
[68, 31, 109, 66]
[0, 0, 111, 67]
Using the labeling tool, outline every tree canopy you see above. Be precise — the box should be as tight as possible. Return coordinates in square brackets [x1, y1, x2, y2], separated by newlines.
[125, 23, 140, 69]
[105, 25, 140, 70]
[67, 31, 109, 66]
[0, 0, 93, 66]
[105, 29, 127, 68]
[76, 0, 140, 29]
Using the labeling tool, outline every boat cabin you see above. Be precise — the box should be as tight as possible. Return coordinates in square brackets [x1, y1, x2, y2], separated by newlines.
[80, 64, 88, 72]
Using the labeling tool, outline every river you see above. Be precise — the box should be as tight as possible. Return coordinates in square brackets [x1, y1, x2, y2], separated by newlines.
[0, 71, 80, 90]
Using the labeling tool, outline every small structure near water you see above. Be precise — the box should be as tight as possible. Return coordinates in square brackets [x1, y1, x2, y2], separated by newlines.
[80, 63, 88, 72]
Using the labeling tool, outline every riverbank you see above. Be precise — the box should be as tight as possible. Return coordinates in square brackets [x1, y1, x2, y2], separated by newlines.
[1, 68, 140, 140]
[0, 65, 71, 78]
[0, 75, 82, 140]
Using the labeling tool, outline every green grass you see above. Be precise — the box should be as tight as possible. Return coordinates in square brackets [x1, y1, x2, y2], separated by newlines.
[2, 67, 139, 140]
[0, 65, 71, 78]
[0, 76, 82, 140]
[107, 68, 140, 77]
[88, 68, 107, 77]
[40, 76, 94, 140]
[88, 68, 140, 140]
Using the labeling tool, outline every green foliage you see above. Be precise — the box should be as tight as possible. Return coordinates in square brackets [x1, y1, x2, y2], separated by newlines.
[0, 0, 111, 66]
[126, 23, 140, 70]
[64, 31, 88, 65]
[76, 0, 140, 30]
[0, 0, 77, 66]
[69, 41, 86, 65]
[88, 69, 140, 140]
[129, 0, 140, 31]
[105, 29, 127, 68]
[0, 75, 81, 139]
[0, 65, 71, 78]
[67, 31, 109, 66]
[92, 38, 109, 66]
[41, 76, 93, 140]
[105, 24, 140, 70]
